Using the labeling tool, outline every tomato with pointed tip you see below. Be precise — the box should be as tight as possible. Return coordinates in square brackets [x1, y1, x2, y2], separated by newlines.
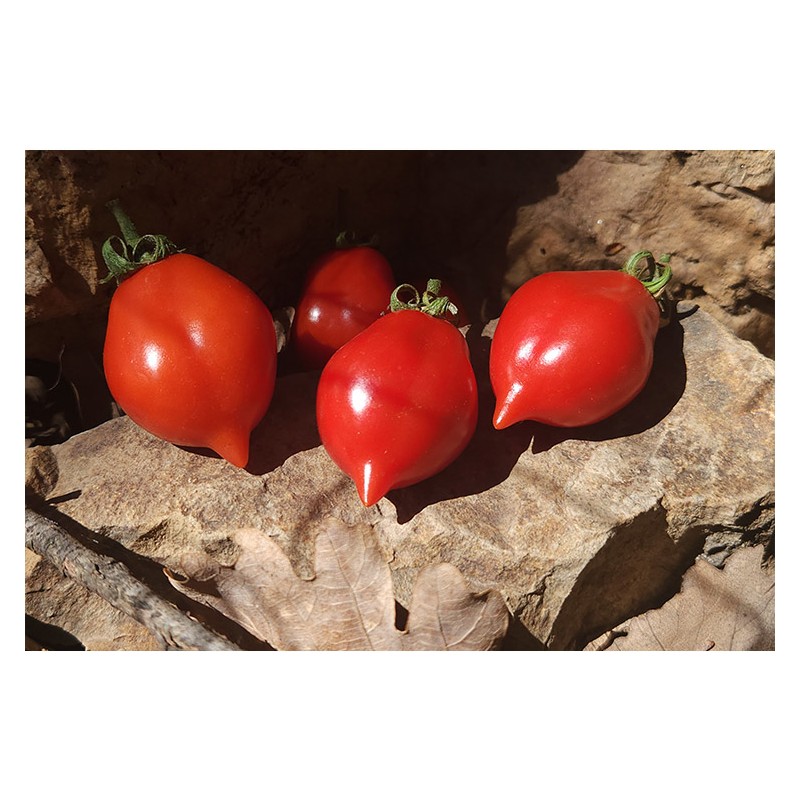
[490, 253, 670, 429]
[293, 245, 396, 369]
[104, 252, 277, 468]
[316, 283, 478, 506]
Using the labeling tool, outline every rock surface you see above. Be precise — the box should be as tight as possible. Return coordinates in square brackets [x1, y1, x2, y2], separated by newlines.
[501, 150, 775, 356]
[29, 302, 774, 650]
[26, 150, 774, 364]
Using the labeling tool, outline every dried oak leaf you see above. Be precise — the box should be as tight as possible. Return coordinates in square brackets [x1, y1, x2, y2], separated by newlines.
[585, 545, 774, 651]
[167, 518, 509, 651]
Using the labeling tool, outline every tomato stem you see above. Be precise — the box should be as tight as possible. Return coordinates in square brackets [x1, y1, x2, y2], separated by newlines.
[107, 198, 141, 249]
[622, 250, 674, 327]
[100, 200, 181, 285]
[389, 278, 459, 319]
[622, 250, 673, 299]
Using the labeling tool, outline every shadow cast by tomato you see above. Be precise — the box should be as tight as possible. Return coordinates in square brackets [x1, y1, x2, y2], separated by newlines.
[387, 325, 536, 525]
[387, 310, 689, 525]
[176, 369, 323, 476]
[529, 309, 689, 454]
[245, 370, 323, 476]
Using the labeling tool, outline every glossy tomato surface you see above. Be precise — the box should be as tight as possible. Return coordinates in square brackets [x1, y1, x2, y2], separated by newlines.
[293, 246, 395, 369]
[317, 310, 478, 506]
[490, 270, 660, 428]
[103, 253, 277, 468]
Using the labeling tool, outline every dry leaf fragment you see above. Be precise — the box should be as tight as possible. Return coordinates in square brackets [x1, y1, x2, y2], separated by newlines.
[168, 518, 509, 651]
[585, 545, 774, 651]
[405, 563, 509, 650]
[272, 306, 295, 353]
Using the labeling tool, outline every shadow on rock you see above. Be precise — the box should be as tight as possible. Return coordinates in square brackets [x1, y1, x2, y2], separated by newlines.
[388, 325, 535, 524]
[530, 311, 688, 454]
[174, 367, 323, 476]
[500, 616, 548, 650]
[387, 309, 688, 524]
[246, 370, 323, 476]
[25, 614, 85, 651]
[547, 502, 707, 650]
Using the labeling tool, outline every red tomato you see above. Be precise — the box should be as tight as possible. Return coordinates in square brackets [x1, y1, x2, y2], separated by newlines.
[104, 253, 277, 468]
[490, 266, 664, 429]
[293, 246, 395, 369]
[316, 303, 478, 506]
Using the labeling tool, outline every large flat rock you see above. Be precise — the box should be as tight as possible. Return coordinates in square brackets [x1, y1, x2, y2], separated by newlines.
[31, 302, 774, 649]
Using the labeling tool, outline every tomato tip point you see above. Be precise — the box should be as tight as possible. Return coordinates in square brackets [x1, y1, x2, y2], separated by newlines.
[208, 430, 251, 470]
[492, 408, 510, 430]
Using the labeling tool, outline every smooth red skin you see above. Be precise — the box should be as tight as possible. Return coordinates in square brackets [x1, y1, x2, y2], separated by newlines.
[317, 310, 479, 506]
[103, 253, 277, 468]
[293, 247, 396, 369]
[490, 270, 660, 429]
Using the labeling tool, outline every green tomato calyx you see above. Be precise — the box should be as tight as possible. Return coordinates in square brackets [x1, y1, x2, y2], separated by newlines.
[100, 199, 181, 285]
[389, 278, 459, 319]
[622, 250, 673, 298]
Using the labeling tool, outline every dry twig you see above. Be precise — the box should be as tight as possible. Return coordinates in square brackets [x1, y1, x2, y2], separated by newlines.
[25, 506, 239, 651]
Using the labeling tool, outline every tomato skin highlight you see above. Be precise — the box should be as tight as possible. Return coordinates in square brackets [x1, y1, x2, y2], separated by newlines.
[103, 253, 277, 468]
[317, 310, 478, 506]
[490, 270, 660, 429]
[293, 246, 396, 369]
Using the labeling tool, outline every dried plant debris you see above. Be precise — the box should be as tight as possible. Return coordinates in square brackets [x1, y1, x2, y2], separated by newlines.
[25, 347, 120, 447]
[272, 306, 296, 354]
[167, 518, 509, 650]
[585, 545, 774, 651]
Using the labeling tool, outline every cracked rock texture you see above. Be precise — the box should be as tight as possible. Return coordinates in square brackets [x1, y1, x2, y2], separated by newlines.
[30, 303, 774, 650]
[502, 150, 775, 356]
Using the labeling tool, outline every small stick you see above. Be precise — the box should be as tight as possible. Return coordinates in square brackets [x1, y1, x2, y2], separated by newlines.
[25, 506, 239, 651]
